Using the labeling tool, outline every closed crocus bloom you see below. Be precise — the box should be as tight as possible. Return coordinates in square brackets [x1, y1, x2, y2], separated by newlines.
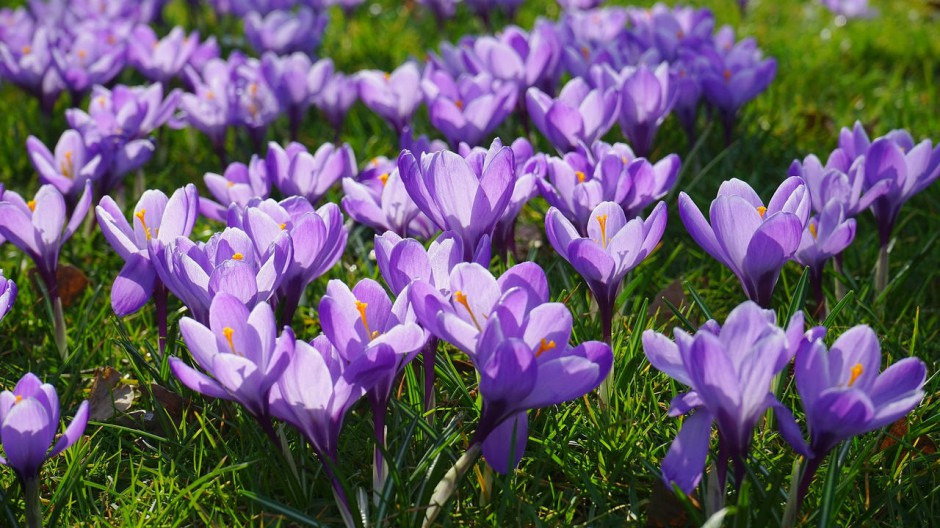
[526, 78, 620, 153]
[679, 177, 810, 307]
[546, 201, 667, 341]
[358, 61, 423, 136]
[618, 63, 676, 157]
[645, 5, 715, 61]
[399, 138, 515, 261]
[422, 67, 517, 148]
[127, 25, 199, 83]
[0, 269, 17, 322]
[149, 226, 292, 324]
[232, 58, 281, 148]
[342, 161, 433, 238]
[863, 135, 940, 246]
[642, 301, 805, 494]
[700, 38, 776, 141]
[789, 325, 925, 504]
[26, 130, 103, 199]
[0, 372, 89, 526]
[96, 184, 199, 317]
[274, 142, 356, 204]
[180, 59, 235, 154]
[467, 21, 562, 91]
[271, 335, 398, 526]
[201, 156, 270, 222]
[170, 294, 293, 440]
[261, 52, 323, 140]
[244, 7, 328, 56]
[313, 70, 358, 133]
[229, 197, 347, 325]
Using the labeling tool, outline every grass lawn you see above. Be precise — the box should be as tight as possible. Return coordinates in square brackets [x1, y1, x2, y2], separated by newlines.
[0, 0, 937, 526]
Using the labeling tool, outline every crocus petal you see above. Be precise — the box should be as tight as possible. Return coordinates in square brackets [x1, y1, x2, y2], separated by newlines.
[662, 409, 713, 494]
[481, 411, 529, 474]
[48, 400, 89, 458]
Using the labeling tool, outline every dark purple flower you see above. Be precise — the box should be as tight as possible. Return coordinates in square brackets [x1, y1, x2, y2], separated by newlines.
[679, 177, 809, 307]
[794, 200, 856, 306]
[526, 78, 619, 153]
[643, 301, 804, 494]
[399, 138, 516, 261]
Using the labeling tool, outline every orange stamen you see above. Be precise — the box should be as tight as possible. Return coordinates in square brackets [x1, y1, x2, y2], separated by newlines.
[454, 290, 482, 330]
[135, 209, 153, 240]
[356, 300, 373, 338]
[757, 206, 767, 218]
[21, 45, 31, 55]
[535, 338, 556, 357]
[575, 171, 586, 183]
[596, 214, 609, 248]
[379, 173, 390, 186]
[723, 69, 731, 81]
[27, 200, 36, 212]
[232, 253, 244, 261]
[222, 326, 236, 353]
[809, 223, 817, 239]
[848, 363, 863, 387]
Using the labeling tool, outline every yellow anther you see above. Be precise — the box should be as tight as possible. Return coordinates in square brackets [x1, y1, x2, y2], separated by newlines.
[226, 181, 235, 188]
[249, 83, 258, 97]
[27, 200, 36, 212]
[379, 173, 390, 186]
[370, 157, 380, 166]
[135, 209, 152, 240]
[383, 72, 390, 80]
[757, 206, 767, 218]
[60, 150, 74, 178]
[455, 99, 464, 109]
[21, 45, 31, 55]
[98, 96, 107, 107]
[356, 300, 373, 338]
[848, 363, 863, 387]
[370, 330, 381, 340]
[596, 214, 609, 248]
[77, 49, 88, 60]
[580, 46, 589, 60]
[809, 223, 818, 239]
[222, 326, 236, 353]
[14, 394, 23, 404]
[107, 35, 116, 45]
[454, 290, 483, 330]
[535, 338, 556, 357]
[206, 90, 215, 100]
[676, 30, 685, 39]
[576, 171, 586, 183]
[232, 253, 244, 261]
[279, 223, 287, 230]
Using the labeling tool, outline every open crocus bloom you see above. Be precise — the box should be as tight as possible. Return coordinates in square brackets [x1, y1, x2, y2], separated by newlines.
[678, 177, 809, 307]
[526, 77, 620, 153]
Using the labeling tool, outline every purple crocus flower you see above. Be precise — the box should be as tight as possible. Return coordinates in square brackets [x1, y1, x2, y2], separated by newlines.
[244, 7, 328, 56]
[262, 53, 331, 141]
[319, 278, 426, 497]
[537, 141, 680, 228]
[463, 21, 562, 93]
[417, 0, 459, 22]
[180, 58, 235, 158]
[50, 29, 125, 100]
[618, 63, 676, 157]
[788, 152, 888, 218]
[0, 269, 17, 322]
[313, 69, 358, 137]
[642, 301, 805, 494]
[26, 130, 103, 200]
[557, 0, 605, 10]
[341, 159, 435, 238]
[819, 0, 875, 19]
[358, 62, 423, 136]
[786, 324, 926, 505]
[0, 182, 92, 357]
[422, 67, 517, 148]
[0, 26, 63, 111]
[96, 184, 199, 352]
[200, 156, 270, 222]
[170, 294, 294, 443]
[271, 335, 398, 527]
[271, 142, 356, 204]
[546, 200, 666, 342]
[794, 201, 856, 309]
[678, 177, 809, 307]
[149, 226, 292, 324]
[399, 138, 515, 261]
[699, 36, 776, 143]
[231, 56, 281, 150]
[0, 373, 89, 527]
[127, 25, 199, 84]
[228, 197, 347, 325]
[526, 78, 619, 153]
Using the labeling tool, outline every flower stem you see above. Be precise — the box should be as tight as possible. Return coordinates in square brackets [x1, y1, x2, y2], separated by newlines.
[423, 338, 438, 419]
[154, 281, 168, 356]
[423, 442, 482, 528]
[597, 298, 615, 406]
[371, 394, 389, 506]
[875, 244, 889, 295]
[53, 296, 67, 360]
[23, 476, 43, 528]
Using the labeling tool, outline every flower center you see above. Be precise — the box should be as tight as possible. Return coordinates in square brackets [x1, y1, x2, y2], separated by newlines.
[21, 45, 31, 55]
[535, 338, 556, 357]
[580, 46, 589, 60]
[723, 69, 732, 82]
[279, 223, 287, 230]
[757, 206, 767, 218]
[14, 394, 23, 404]
[453, 290, 482, 330]
[232, 253, 244, 261]
[222, 326, 238, 355]
[848, 363, 863, 387]
[383, 72, 390, 81]
[576, 171, 586, 183]
[60, 150, 74, 178]
[809, 223, 817, 239]
[355, 300, 375, 339]
[135, 209, 153, 240]
[379, 173, 390, 186]
[455, 99, 464, 110]
[596, 214, 609, 248]
[27, 200, 36, 212]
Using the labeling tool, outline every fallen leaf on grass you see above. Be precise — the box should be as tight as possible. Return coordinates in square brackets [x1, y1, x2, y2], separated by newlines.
[87, 367, 136, 422]
[28, 264, 90, 308]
